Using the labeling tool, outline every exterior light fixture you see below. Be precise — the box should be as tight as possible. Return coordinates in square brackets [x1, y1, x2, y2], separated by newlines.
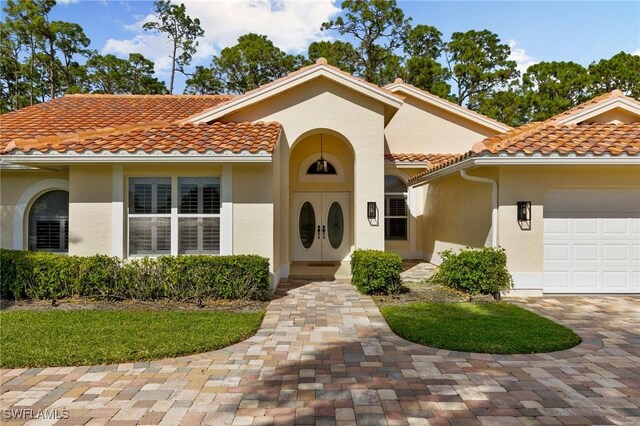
[315, 133, 329, 174]
[517, 201, 531, 222]
[367, 202, 376, 219]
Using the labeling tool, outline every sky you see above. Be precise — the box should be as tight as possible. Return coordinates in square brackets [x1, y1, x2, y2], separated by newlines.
[9, 0, 640, 93]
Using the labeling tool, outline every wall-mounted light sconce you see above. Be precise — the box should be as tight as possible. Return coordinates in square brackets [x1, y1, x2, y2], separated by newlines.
[367, 202, 376, 219]
[517, 201, 531, 221]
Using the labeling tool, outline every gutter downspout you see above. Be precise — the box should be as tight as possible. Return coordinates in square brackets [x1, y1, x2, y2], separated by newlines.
[460, 169, 498, 248]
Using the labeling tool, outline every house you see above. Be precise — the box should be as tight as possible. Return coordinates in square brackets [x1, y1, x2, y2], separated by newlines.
[1, 58, 638, 295]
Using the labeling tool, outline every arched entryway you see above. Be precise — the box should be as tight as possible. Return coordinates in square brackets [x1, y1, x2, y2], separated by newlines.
[289, 131, 354, 263]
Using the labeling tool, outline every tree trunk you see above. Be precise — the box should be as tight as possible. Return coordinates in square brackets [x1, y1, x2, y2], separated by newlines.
[49, 39, 55, 100]
[169, 41, 177, 94]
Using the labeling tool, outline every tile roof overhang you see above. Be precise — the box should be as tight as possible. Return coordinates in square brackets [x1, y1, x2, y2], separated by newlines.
[1, 121, 282, 163]
[408, 91, 640, 186]
[0, 94, 285, 164]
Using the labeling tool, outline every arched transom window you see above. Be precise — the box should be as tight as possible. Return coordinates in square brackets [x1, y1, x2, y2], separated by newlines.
[28, 190, 69, 252]
[384, 175, 408, 240]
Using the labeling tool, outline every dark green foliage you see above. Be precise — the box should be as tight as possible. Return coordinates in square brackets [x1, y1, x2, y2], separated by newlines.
[381, 302, 581, 354]
[0, 250, 269, 302]
[350, 249, 402, 295]
[430, 247, 513, 296]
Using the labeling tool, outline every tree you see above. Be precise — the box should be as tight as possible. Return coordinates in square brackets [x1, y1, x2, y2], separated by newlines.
[446, 29, 518, 107]
[0, 20, 27, 111]
[211, 33, 304, 94]
[86, 53, 167, 94]
[143, 0, 204, 94]
[321, 0, 411, 85]
[308, 40, 360, 74]
[403, 24, 443, 59]
[589, 51, 640, 99]
[522, 61, 591, 121]
[55, 21, 91, 91]
[128, 53, 167, 94]
[3, 0, 56, 105]
[475, 87, 528, 127]
[184, 65, 223, 94]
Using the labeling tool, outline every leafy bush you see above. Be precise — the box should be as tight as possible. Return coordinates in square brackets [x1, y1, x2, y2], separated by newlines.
[351, 249, 402, 295]
[430, 247, 513, 296]
[0, 250, 270, 302]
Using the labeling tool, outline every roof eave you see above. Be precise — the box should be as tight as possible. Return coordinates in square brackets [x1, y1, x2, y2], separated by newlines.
[385, 83, 512, 133]
[187, 66, 404, 124]
[410, 154, 640, 187]
[0, 151, 273, 164]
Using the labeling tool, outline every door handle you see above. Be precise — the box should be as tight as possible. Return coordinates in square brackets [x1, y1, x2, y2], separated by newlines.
[322, 225, 326, 239]
[317, 225, 321, 239]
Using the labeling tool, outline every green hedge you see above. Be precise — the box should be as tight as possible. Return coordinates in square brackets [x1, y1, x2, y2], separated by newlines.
[430, 247, 513, 296]
[351, 249, 402, 295]
[0, 250, 270, 302]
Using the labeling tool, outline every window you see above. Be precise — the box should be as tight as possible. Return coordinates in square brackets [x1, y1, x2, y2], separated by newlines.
[128, 177, 221, 256]
[178, 177, 220, 254]
[128, 178, 171, 255]
[384, 175, 408, 240]
[28, 190, 69, 252]
[306, 161, 337, 175]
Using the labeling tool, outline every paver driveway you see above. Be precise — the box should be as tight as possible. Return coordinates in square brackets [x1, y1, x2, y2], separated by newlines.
[1, 281, 639, 426]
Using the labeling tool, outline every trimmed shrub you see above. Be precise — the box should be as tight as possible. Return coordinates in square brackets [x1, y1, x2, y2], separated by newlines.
[351, 249, 402, 295]
[0, 250, 270, 302]
[430, 247, 513, 296]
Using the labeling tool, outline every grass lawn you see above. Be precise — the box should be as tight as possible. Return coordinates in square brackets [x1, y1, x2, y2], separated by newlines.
[380, 302, 581, 354]
[0, 310, 264, 368]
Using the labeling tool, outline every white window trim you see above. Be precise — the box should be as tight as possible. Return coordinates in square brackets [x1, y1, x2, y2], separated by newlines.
[13, 179, 69, 250]
[384, 174, 409, 241]
[126, 174, 230, 258]
[177, 177, 221, 255]
[298, 153, 345, 183]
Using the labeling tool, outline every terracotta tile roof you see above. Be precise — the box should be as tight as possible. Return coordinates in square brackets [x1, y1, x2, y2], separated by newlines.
[0, 94, 234, 148]
[384, 153, 461, 167]
[409, 90, 640, 182]
[4, 121, 281, 155]
[472, 122, 639, 157]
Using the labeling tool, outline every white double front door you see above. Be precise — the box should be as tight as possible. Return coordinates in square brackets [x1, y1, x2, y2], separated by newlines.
[292, 192, 350, 261]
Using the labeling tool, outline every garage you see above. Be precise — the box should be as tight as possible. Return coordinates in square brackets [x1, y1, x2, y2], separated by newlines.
[543, 189, 640, 294]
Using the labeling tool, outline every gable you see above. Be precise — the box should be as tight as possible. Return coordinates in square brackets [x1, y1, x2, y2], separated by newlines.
[385, 94, 505, 155]
[553, 90, 640, 125]
[187, 60, 403, 124]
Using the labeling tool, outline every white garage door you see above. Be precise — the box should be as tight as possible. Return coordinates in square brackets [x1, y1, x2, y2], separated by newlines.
[543, 189, 640, 294]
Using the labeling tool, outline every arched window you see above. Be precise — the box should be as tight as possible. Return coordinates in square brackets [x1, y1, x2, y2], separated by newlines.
[28, 190, 69, 252]
[306, 161, 337, 175]
[384, 175, 408, 240]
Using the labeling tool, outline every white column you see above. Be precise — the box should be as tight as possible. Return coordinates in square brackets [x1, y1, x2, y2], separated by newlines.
[221, 165, 233, 255]
[111, 165, 124, 258]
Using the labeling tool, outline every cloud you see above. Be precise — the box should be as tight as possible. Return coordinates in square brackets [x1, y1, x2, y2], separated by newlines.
[102, 0, 340, 78]
[633, 48, 640, 56]
[57, 0, 81, 4]
[507, 39, 538, 75]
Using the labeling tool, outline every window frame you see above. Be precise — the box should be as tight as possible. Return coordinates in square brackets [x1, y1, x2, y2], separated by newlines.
[126, 176, 222, 257]
[384, 175, 409, 241]
[28, 190, 69, 253]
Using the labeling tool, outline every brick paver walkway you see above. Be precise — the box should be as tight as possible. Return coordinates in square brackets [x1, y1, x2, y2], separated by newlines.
[1, 281, 639, 425]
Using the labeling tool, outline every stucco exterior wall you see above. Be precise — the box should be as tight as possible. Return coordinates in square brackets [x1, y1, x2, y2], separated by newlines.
[225, 78, 387, 262]
[69, 165, 112, 256]
[233, 164, 274, 266]
[498, 165, 640, 292]
[422, 168, 496, 263]
[0, 169, 70, 250]
[385, 97, 498, 154]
